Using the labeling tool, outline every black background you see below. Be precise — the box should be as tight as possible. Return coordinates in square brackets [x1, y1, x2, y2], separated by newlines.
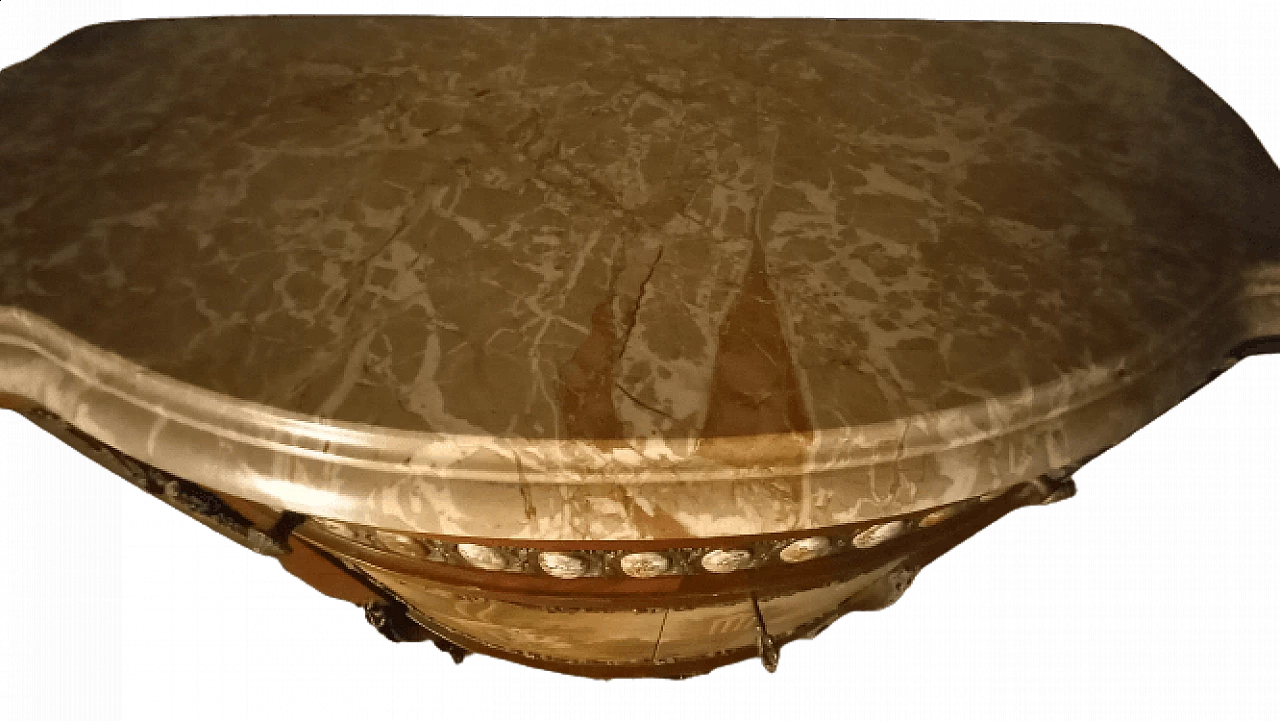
[2, 8, 1280, 717]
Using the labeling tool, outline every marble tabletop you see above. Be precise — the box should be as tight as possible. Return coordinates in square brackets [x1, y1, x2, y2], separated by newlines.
[0, 17, 1276, 540]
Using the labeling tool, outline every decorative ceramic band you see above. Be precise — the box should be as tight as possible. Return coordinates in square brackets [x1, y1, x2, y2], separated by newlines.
[305, 473, 1074, 580]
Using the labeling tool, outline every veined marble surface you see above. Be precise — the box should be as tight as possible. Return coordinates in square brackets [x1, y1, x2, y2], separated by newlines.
[0, 17, 1276, 540]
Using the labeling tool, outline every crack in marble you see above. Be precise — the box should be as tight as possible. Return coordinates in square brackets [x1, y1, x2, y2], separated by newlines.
[615, 380, 675, 420]
[614, 245, 663, 367]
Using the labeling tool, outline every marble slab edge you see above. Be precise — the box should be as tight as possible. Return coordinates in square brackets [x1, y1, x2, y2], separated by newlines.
[0, 265, 1276, 541]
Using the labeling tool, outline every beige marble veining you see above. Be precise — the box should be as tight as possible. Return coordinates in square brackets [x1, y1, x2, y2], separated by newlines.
[0, 18, 1276, 540]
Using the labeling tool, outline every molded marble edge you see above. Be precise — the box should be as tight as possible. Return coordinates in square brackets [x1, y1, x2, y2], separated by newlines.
[1, 266, 1276, 539]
